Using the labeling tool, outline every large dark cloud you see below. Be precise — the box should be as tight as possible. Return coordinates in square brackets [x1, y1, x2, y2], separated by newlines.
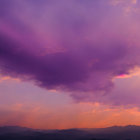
[0, 0, 140, 101]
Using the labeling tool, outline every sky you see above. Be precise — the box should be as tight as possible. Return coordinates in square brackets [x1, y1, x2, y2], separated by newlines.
[0, 0, 140, 129]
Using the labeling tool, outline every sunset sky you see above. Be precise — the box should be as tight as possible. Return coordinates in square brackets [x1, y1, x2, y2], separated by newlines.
[1, 0, 140, 129]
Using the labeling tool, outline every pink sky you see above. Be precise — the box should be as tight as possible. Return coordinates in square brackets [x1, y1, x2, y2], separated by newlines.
[0, 0, 140, 129]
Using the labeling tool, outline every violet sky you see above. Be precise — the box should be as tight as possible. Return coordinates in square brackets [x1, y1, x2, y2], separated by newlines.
[0, 0, 140, 129]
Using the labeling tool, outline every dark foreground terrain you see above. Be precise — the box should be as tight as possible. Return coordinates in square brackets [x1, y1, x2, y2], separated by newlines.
[0, 125, 140, 140]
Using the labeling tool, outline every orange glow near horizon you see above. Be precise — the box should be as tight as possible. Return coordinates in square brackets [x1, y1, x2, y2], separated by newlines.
[0, 74, 140, 130]
[0, 102, 140, 130]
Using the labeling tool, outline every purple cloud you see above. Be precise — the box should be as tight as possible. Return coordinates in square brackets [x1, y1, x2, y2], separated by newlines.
[0, 0, 140, 103]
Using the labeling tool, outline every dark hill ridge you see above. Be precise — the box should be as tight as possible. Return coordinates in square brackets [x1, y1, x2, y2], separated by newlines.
[0, 125, 140, 140]
[0, 126, 33, 134]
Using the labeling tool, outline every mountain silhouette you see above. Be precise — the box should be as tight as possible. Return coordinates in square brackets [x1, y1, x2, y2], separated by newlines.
[0, 125, 139, 140]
